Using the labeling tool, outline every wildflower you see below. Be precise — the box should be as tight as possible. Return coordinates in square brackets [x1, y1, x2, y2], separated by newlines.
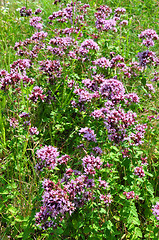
[98, 177, 108, 188]
[80, 39, 99, 52]
[123, 191, 135, 199]
[9, 118, 18, 128]
[152, 202, 159, 220]
[79, 127, 97, 142]
[139, 29, 158, 41]
[146, 83, 155, 93]
[58, 155, 70, 165]
[100, 194, 112, 206]
[82, 155, 102, 175]
[134, 166, 145, 178]
[29, 127, 39, 135]
[99, 79, 125, 103]
[29, 86, 45, 102]
[92, 147, 103, 155]
[114, 8, 126, 15]
[93, 57, 111, 68]
[120, 20, 128, 26]
[34, 8, 42, 15]
[124, 93, 139, 105]
[36, 145, 60, 171]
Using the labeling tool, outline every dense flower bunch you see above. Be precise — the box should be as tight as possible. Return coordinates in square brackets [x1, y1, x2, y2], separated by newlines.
[99, 78, 125, 103]
[139, 29, 158, 48]
[79, 127, 97, 142]
[36, 145, 60, 171]
[93, 147, 103, 155]
[100, 194, 112, 206]
[82, 155, 102, 175]
[30, 16, 43, 30]
[35, 173, 95, 229]
[35, 179, 75, 229]
[20, 6, 32, 17]
[0, 59, 34, 90]
[29, 127, 39, 135]
[98, 177, 108, 188]
[1, 1, 158, 236]
[128, 124, 147, 146]
[49, 37, 75, 49]
[104, 107, 137, 144]
[29, 86, 45, 102]
[39, 60, 62, 79]
[152, 202, 159, 220]
[79, 39, 99, 55]
[123, 191, 135, 199]
[93, 57, 111, 69]
[134, 166, 145, 178]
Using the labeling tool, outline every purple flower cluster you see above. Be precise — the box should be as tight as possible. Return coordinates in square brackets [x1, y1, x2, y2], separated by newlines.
[0, 59, 34, 90]
[152, 202, 159, 220]
[10, 59, 32, 74]
[128, 124, 147, 146]
[79, 39, 99, 55]
[9, 118, 18, 128]
[104, 107, 137, 144]
[82, 155, 102, 175]
[31, 31, 48, 41]
[36, 173, 94, 229]
[99, 79, 125, 103]
[39, 60, 62, 79]
[93, 147, 103, 155]
[91, 109, 105, 119]
[95, 5, 114, 31]
[124, 93, 139, 105]
[29, 86, 45, 102]
[64, 174, 94, 207]
[137, 50, 158, 67]
[19, 112, 30, 118]
[35, 179, 75, 229]
[48, 2, 82, 24]
[58, 155, 70, 165]
[34, 8, 42, 15]
[123, 191, 135, 199]
[100, 194, 112, 206]
[19, 7, 32, 17]
[49, 37, 75, 49]
[82, 79, 98, 91]
[73, 87, 94, 103]
[30, 16, 43, 30]
[146, 83, 155, 93]
[151, 71, 159, 82]
[139, 29, 158, 48]
[134, 166, 145, 178]
[29, 127, 39, 135]
[79, 127, 97, 142]
[98, 177, 108, 189]
[114, 8, 126, 15]
[120, 20, 128, 26]
[36, 145, 60, 171]
[47, 46, 64, 56]
[121, 61, 142, 78]
[93, 57, 111, 68]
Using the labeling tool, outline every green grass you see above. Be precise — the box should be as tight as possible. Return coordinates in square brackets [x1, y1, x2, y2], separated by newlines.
[0, 0, 159, 239]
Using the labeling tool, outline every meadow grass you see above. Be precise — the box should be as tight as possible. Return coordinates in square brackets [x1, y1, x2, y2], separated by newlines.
[0, 0, 159, 239]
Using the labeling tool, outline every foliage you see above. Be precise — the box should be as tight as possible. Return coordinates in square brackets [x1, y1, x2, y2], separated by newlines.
[0, 0, 159, 239]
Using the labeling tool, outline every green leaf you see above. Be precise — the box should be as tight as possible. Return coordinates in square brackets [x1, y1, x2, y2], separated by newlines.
[146, 183, 154, 197]
[100, 208, 106, 214]
[113, 215, 120, 221]
[134, 227, 143, 238]
[7, 206, 17, 215]
[83, 226, 91, 234]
